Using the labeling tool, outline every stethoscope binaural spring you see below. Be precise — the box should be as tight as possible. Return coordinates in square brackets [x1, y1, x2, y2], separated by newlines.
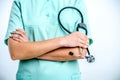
[58, 6, 95, 63]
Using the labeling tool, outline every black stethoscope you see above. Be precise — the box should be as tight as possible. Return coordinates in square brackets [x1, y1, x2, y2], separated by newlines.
[58, 7, 95, 63]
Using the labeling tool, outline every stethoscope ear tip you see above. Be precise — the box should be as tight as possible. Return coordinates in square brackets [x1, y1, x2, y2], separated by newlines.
[85, 55, 95, 63]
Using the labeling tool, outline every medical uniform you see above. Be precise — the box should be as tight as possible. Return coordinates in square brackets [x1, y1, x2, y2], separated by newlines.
[4, 0, 93, 80]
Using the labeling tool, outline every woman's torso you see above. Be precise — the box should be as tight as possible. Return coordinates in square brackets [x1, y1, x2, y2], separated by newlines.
[16, 0, 83, 80]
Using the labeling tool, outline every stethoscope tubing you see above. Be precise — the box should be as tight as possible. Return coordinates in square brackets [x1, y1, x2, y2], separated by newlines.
[58, 6, 84, 34]
[58, 6, 95, 63]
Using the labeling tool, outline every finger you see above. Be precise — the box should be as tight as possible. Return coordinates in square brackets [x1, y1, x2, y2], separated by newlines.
[82, 49, 87, 58]
[81, 48, 87, 54]
[78, 32, 89, 43]
[16, 35, 26, 42]
[15, 30, 28, 39]
[16, 29, 26, 35]
[11, 30, 29, 42]
[75, 32, 89, 44]
[11, 36, 23, 42]
[11, 31, 25, 37]
[79, 48, 87, 58]
[11, 33, 25, 42]
[80, 35, 89, 43]
[78, 38, 89, 46]
[78, 43, 88, 48]
[11, 33, 20, 37]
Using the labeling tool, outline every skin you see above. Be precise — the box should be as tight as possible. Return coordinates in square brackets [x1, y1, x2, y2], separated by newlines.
[8, 29, 89, 61]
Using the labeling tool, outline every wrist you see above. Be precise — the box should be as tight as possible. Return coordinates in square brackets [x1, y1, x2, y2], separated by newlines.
[59, 37, 67, 47]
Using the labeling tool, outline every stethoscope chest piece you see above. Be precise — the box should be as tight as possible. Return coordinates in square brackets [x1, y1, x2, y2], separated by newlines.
[85, 55, 95, 63]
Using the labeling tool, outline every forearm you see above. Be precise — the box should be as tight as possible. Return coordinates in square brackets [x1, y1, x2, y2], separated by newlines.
[8, 37, 64, 60]
[9, 30, 89, 60]
[37, 47, 87, 61]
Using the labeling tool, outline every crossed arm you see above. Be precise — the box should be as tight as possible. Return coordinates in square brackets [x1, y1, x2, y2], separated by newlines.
[8, 29, 89, 61]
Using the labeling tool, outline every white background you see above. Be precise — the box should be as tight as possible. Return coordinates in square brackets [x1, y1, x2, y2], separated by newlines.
[0, 0, 120, 80]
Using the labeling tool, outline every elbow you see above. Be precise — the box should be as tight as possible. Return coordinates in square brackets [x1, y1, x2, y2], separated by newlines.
[11, 55, 18, 60]
[8, 38, 27, 60]
[9, 50, 20, 60]
[8, 45, 20, 60]
[9, 46, 28, 60]
[9, 49, 27, 60]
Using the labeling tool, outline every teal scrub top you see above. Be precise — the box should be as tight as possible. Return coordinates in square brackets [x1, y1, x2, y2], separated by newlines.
[4, 0, 93, 80]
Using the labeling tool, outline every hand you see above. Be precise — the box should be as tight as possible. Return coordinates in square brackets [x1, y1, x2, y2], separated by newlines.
[79, 48, 87, 59]
[10, 29, 29, 42]
[62, 32, 89, 48]
[36, 47, 88, 61]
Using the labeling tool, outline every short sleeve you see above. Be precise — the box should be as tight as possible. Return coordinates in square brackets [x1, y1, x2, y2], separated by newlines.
[75, 0, 93, 45]
[4, 0, 24, 45]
